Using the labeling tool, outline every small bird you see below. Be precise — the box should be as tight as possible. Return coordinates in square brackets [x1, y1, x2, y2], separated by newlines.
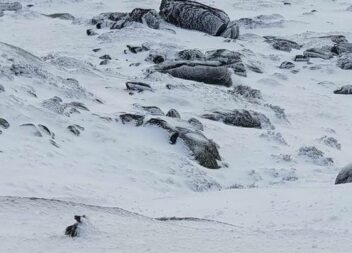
[65, 215, 87, 237]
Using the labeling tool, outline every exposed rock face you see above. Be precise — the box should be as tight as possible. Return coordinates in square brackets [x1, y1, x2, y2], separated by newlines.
[156, 62, 233, 87]
[331, 43, 352, 55]
[159, 0, 230, 36]
[202, 110, 272, 129]
[264, 36, 301, 52]
[337, 53, 352, 70]
[334, 85, 352, 94]
[335, 164, 352, 185]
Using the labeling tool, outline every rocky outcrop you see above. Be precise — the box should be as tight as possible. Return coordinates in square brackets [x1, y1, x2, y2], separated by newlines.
[335, 164, 352, 185]
[202, 110, 272, 129]
[303, 48, 333, 60]
[264, 36, 301, 52]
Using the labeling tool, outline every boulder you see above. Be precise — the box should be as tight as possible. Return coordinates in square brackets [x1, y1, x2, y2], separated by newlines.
[159, 0, 230, 36]
[119, 113, 145, 126]
[303, 48, 333, 60]
[337, 53, 352, 70]
[166, 109, 181, 118]
[202, 110, 272, 129]
[0, 118, 10, 129]
[335, 164, 352, 185]
[331, 43, 352, 55]
[156, 62, 232, 87]
[334, 85, 352, 94]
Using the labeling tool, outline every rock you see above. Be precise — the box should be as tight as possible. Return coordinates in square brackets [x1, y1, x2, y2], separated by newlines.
[319, 136, 341, 150]
[188, 118, 204, 131]
[86, 29, 97, 36]
[202, 110, 272, 129]
[126, 82, 153, 92]
[0, 118, 10, 129]
[294, 55, 309, 62]
[331, 43, 352, 55]
[42, 97, 89, 116]
[126, 45, 149, 54]
[67, 125, 84, 136]
[220, 21, 240, 39]
[335, 164, 352, 185]
[120, 113, 145, 126]
[92, 48, 101, 52]
[145, 118, 221, 169]
[264, 36, 301, 52]
[38, 124, 55, 138]
[147, 54, 165, 64]
[169, 132, 179, 144]
[0, 84, 5, 92]
[0, 2, 22, 11]
[99, 54, 112, 60]
[205, 49, 242, 65]
[177, 49, 205, 61]
[319, 35, 348, 44]
[304, 48, 333, 60]
[334, 85, 352, 94]
[298, 146, 334, 166]
[159, 0, 230, 36]
[279, 61, 295, 69]
[231, 85, 262, 100]
[129, 8, 161, 29]
[140, 106, 164, 116]
[166, 109, 181, 118]
[99, 59, 109, 65]
[156, 62, 232, 87]
[43, 13, 75, 20]
[337, 53, 352, 70]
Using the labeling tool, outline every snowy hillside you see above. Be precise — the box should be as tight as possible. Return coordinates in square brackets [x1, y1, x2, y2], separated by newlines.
[1, 0, 352, 252]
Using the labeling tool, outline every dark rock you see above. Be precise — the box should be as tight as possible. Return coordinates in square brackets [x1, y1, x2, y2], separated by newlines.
[177, 49, 205, 61]
[303, 48, 333, 60]
[38, 124, 54, 138]
[279, 61, 295, 69]
[99, 59, 109, 65]
[129, 8, 161, 29]
[126, 45, 149, 54]
[298, 146, 334, 166]
[231, 85, 262, 100]
[202, 110, 272, 129]
[43, 13, 75, 20]
[294, 55, 309, 62]
[120, 114, 145, 126]
[220, 21, 240, 39]
[335, 164, 352, 185]
[188, 117, 203, 131]
[169, 132, 179, 144]
[145, 118, 221, 169]
[86, 29, 97, 36]
[147, 54, 165, 64]
[0, 118, 10, 129]
[319, 136, 341, 150]
[99, 54, 112, 60]
[126, 82, 153, 92]
[141, 106, 164, 115]
[337, 53, 352, 70]
[166, 109, 181, 118]
[334, 85, 352, 94]
[92, 48, 101, 52]
[67, 125, 84, 136]
[156, 62, 232, 87]
[159, 0, 230, 36]
[0, 84, 4, 92]
[331, 43, 352, 55]
[264, 36, 301, 52]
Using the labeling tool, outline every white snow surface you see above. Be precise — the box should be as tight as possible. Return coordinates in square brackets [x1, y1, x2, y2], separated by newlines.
[0, 0, 352, 252]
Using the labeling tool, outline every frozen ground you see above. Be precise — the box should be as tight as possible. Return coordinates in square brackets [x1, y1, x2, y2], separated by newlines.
[0, 0, 352, 252]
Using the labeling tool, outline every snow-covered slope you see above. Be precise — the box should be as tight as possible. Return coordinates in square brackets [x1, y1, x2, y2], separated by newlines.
[1, 0, 352, 252]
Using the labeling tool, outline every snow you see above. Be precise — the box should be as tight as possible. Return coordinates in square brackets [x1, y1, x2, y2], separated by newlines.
[1, 0, 352, 252]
